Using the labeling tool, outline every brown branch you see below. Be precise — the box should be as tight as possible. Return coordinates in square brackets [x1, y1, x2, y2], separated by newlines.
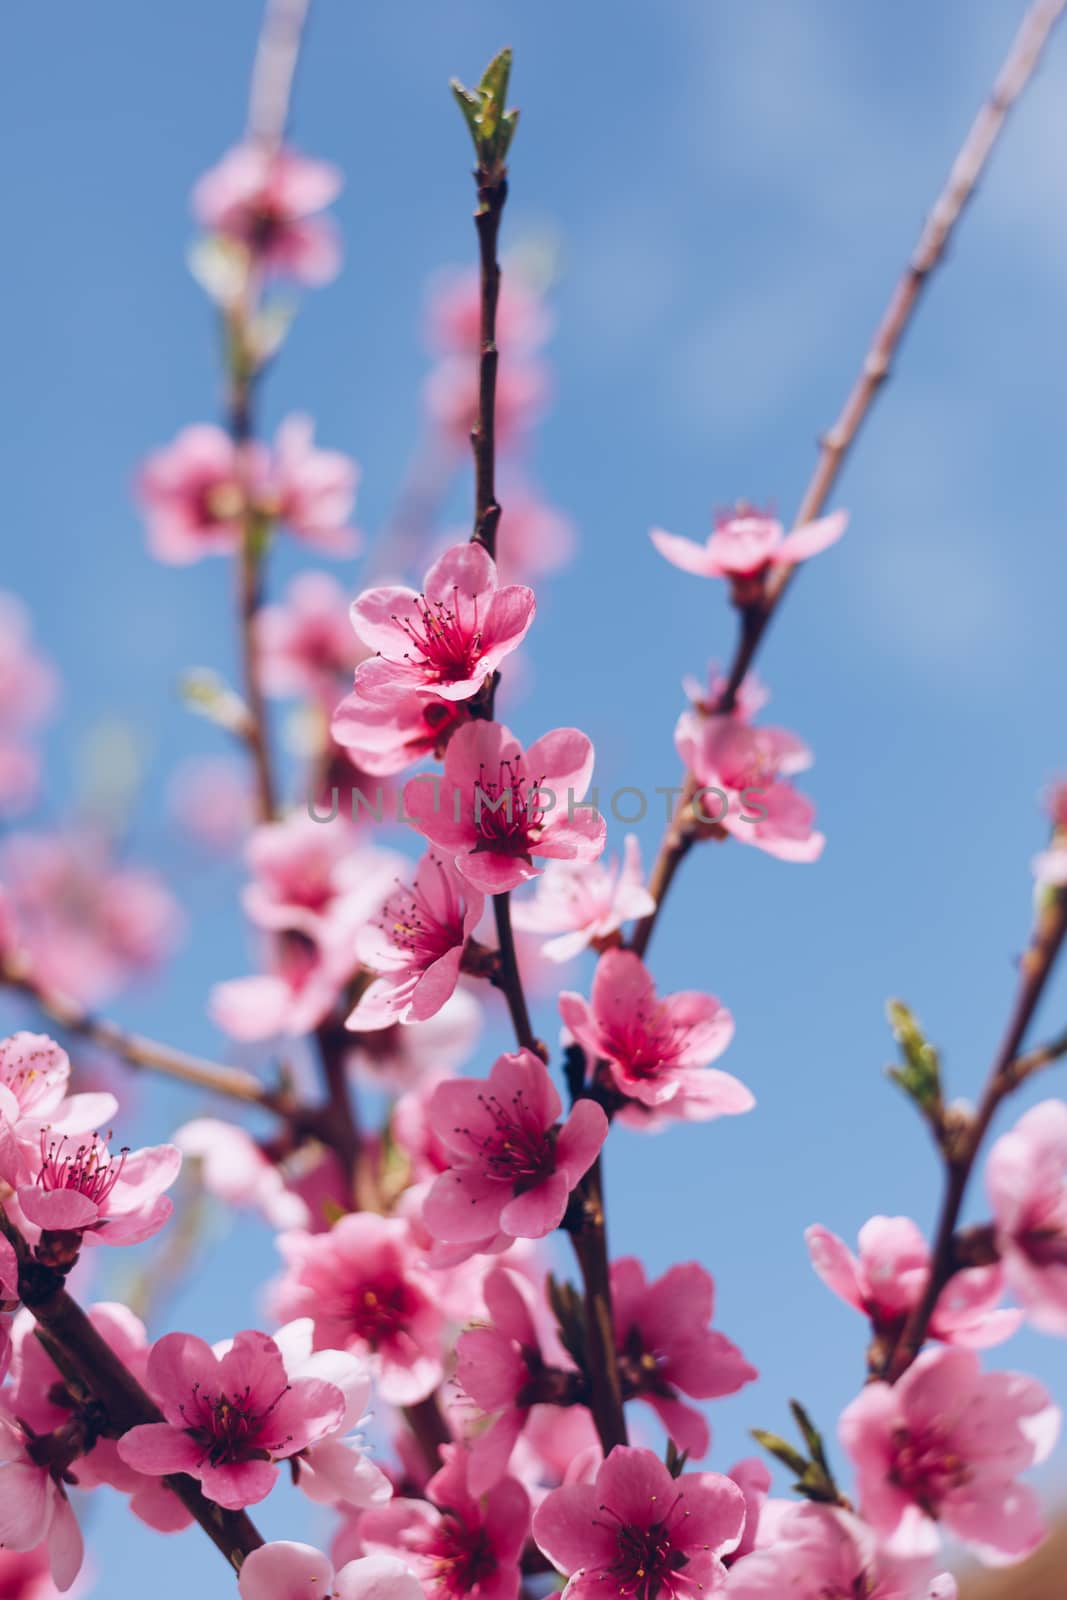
[568, 1154, 628, 1454]
[1, 956, 285, 1111]
[491, 892, 540, 1056]
[470, 170, 506, 565]
[883, 887, 1067, 1381]
[402, 1393, 453, 1477]
[631, 0, 1067, 960]
[1, 1209, 264, 1571]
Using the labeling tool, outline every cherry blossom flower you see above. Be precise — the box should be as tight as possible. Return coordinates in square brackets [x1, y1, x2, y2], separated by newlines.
[533, 1444, 746, 1599]
[257, 571, 366, 701]
[0, 1033, 118, 1178]
[268, 415, 361, 554]
[805, 1216, 1021, 1347]
[492, 485, 575, 584]
[241, 812, 396, 942]
[511, 834, 654, 961]
[610, 1257, 757, 1458]
[175, 1118, 310, 1230]
[332, 688, 469, 777]
[423, 1049, 608, 1248]
[136, 424, 265, 564]
[725, 1502, 958, 1599]
[7, 1302, 192, 1535]
[0, 1408, 84, 1591]
[238, 1544, 424, 1600]
[839, 1346, 1059, 1565]
[167, 756, 252, 852]
[192, 144, 343, 285]
[117, 1327, 345, 1510]
[651, 506, 847, 587]
[675, 711, 825, 863]
[682, 662, 768, 721]
[722, 1459, 771, 1565]
[273, 1214, 445, 1405]
[986, 1098, 1067, 1335]
[11, 1131, 180, 1248]
[350, 543, 534, 708]
[361, 1443, 529, 1600]
[0, 593, 57, 819]
[403, 720, 607, 894]
[347, 852, 484, 1029]
[455, 1266, 556, 1494]
[0, 832, 182, 1006]
[0, 1545, 73, 1600]
[559, 950, 750, 1128]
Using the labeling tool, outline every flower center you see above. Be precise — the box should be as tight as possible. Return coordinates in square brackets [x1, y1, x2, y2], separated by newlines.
[458, 1087, 556, 1191]
[426, 1516, 497, 1599]
[350, 1276, 421, 1348]
[888, 1424, 971, 1517]
[593, 1497, 691, 1600]
[182, 1382, 289, 1466]
[472, 760, 544, 857]
[394, 588, 481, 682]
[36, 1133, 128, 1208]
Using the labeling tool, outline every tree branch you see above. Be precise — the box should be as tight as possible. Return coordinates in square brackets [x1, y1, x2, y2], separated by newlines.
[883, 886, 1067, 1380]
[630, 0, 1067, 960]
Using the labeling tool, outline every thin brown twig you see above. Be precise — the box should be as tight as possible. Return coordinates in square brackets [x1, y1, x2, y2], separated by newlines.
[883, 887, 1067, 1380]
[492, 892, 539, 1056]
[630, 0, 1067, 960]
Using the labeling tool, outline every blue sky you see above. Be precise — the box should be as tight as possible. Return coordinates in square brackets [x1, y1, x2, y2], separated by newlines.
[3, 1, 1067, 1591]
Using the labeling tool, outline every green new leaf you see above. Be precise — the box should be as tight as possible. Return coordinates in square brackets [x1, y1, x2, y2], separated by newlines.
[751, 1428, 809, 1479]
[451, 47, 518, 172]
[886, 999, 944, 1123]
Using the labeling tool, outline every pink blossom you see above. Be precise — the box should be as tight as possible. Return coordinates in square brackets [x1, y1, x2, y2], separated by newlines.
[805, 1217, 1021, 1347]
[722, 1459, 771, 1564]
[258, 572, 366, 700]
[403, 720, 606, 894]
[0, 832, 182, 1006]
[167, 756, 252, 852]
[7, 1302, 193, 1535]
[725, 1502, 957, 1599]
[1033, 846, 1067, 888]
[361, 1443, 529, 1600]
[136, 424, 265, 564]
[0, 1409, 83, 1592]
[611, 1257, 757, 1458]
[347, 852, 484, 1029]
[0, 1033, 118, 1177]
[986, 1098, 1067, 1335]
[559, 950, 750, 1128]
[0, 1545, 73, 1600]
[117, 1327, 345, 1510]
[273, 1214, 445, 1405]
[270, 1319, 391, 1511]
[268, 415, 361, 554]
[424, 356, 548, 451]
[492, 484, 575, 584]
[511, 834, 654, 961]
[423, 1050, 608, 1247]
[533, 1444, 746, 1599]
[651, 506, 847, 584]
[11, 1131, 180, 1248]
[839, 1346, 1059, 1565]
[332, 688, 469, 777]
[350, 543, 534, 708]
[238, 1543, 424, 1600]
[175, 1117, 310, 1230]
[0, 593, 57, 819]
[192, 144, 343, 285]
[455, 1266, 545, 1494]
[675, 711, 825, 863]
[240, 812, 391, 941]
